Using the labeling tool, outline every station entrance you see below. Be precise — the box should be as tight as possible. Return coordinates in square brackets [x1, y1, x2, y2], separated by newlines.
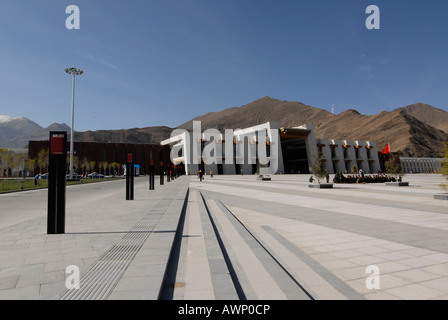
[279, 128, 311, 174]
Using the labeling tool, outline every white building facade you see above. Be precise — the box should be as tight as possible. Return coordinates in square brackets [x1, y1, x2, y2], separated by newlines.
[316, 138, 381, 174]
[161, 121, 381, 175]
[400, 157, 443, 173]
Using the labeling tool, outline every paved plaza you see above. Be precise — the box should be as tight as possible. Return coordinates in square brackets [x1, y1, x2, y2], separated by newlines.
[0, 174, 447, 300]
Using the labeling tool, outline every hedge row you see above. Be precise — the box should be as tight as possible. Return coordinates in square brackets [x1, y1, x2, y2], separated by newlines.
[333, 172, 398, 184]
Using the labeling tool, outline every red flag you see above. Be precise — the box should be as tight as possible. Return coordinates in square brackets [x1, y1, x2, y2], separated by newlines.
[381, 143, 390, 154]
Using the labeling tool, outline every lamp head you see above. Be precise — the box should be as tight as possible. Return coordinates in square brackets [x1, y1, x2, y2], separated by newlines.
[65, 67, 83, 75]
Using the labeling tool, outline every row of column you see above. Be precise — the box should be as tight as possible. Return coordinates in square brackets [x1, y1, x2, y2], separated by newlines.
[317, 139, 381, 174]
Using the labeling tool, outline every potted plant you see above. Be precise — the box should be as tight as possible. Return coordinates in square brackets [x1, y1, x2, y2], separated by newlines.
[384, 154, 408, 186]
[309, 152, 333, 188]
[435, 142, 448, 200]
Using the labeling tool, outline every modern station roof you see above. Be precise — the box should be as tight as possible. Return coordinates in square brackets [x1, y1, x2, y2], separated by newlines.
[279, 128, 311, 140]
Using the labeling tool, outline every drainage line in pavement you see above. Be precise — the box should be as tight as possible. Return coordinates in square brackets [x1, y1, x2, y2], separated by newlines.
[158, 188, 190, 300]
[218, 201, 315, 301]
[199, 192, 247, 300]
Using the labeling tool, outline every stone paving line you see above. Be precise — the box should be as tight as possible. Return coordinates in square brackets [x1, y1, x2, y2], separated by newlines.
[182, 190, 216, 299]
[0, 176, 189, 300]
[107, 180, 189, 300]
[188, 174, 448, 300]
[0, 173, 447, 300]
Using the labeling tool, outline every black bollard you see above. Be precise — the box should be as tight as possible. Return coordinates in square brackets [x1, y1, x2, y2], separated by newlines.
[126, 153, 134, 200]
[160, 161, 164, 185]
[149, 159, 154, 190]
[130, 162, 134, 199]
[47, 132, 67, 234]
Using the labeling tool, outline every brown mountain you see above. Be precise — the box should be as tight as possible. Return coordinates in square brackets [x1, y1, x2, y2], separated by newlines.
[177, 96, 448, 157]
[54, 96, 447, 158]
[74, 126, 174, 145]
[315, 108, 448, 157]
[177, 96, 332, 132]
[398, 103, 448, 134]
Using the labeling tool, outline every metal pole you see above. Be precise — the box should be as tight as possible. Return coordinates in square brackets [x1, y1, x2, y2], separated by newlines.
[66, 67, 83, 179]
[69, 73, 75, 179]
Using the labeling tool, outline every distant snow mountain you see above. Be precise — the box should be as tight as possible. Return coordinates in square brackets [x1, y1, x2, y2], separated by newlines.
[0, 115, 70, 148]
[0, 115, 23, 123]
[0, 115, 42, 136]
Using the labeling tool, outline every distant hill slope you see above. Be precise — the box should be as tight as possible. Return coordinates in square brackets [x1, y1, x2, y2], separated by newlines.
[315, 109, 448, 158]
[2, 97, 447, 158]
[177, 96, 332, 131]
[0, 114, 174, 148]
[177, 97, 448, 157]
[0, 116, 42, 147]
[0, 115, 71, 148]
[7, 123, 71, 149]
[74, 126, 174, 145]
[398, 103, 448, 134]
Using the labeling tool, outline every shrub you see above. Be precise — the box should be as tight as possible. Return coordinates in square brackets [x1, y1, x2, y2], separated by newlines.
[385, 154, 404, 180]
[311, 152, 328, 184]
[441, 143, 448, 191]
[333, 171, 396, 184]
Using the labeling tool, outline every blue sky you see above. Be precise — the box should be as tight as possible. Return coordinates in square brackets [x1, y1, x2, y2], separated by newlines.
[1, 0, 447, 131]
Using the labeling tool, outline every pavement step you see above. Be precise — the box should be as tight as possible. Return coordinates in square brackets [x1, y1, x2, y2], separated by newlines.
[170, 189, 239, 300]
[174, 187, 313, 300]
[108, 178, 190, 300]
[203, 195, 312, 300]
[58, 177, 190, 300]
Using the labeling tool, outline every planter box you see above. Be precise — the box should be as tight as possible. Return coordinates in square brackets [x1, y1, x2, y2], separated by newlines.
[434, 193, 448, 200]
[385, 182, 409, 186]
[308, 183, 333, 189]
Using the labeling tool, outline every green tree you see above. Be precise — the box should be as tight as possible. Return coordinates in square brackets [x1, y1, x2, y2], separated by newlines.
[0, 147, 8, 189]
[3, 151, 13, 177]
[37, 148, 49, 174]
[385, 154, 404, 179]
[73, 155, 80, 174]
[311, 152, 328, 184]
[82, 157, 90, 175]
[14, 153, 25, 178]
[441, 143, 448, 190]
[103, 161, 108, 175]
[26, 158, 36, 176]
[111, 162, 119, 176]
[89, 160, 96, 174]
[0, 147, 8, 175]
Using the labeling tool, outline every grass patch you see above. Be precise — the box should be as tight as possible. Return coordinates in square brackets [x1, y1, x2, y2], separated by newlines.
[0, 177, 123, 193]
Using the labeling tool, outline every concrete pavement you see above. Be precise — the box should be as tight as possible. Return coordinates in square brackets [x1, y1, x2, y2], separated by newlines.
[0, 176, 189, 299]
[0, 174, 447, 300]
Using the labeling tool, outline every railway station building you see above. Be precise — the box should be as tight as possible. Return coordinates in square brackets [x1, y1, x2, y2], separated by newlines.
[161, 122, 381, 176]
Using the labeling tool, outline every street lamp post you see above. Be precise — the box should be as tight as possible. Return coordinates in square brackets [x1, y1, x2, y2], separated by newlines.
[65, 67, 83, 180]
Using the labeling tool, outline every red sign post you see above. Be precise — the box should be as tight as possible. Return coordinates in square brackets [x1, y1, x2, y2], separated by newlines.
[47, 132, 67, 234]
[126, 153, 134, 200]
[149, 157, 155, 190]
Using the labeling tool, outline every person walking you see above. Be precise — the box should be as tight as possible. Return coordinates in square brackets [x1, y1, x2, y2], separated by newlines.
[210, 170, 214, 178]
[199, 170, 203, 181]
